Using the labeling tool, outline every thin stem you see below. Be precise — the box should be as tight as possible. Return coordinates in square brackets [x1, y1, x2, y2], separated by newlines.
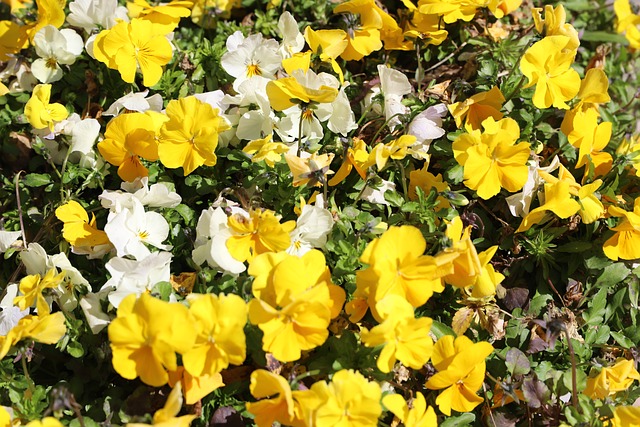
[21, 350, 35, 394]
[423, 42, 468, 74]
[297, 106, 306, 156]
[564, 329, 579, 410]
[14, 172, 27, 246]
[370, 113, 403, 145]
[395, 160, 408, 199]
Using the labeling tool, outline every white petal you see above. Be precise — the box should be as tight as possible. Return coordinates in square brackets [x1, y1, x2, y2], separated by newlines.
[0, 231, 21, 252]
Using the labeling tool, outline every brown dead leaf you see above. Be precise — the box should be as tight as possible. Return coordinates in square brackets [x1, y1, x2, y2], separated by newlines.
[452, 306, 475, 336]
[170, 272, 196, 295]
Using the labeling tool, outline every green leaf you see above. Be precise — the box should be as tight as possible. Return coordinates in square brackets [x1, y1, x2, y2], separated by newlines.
[430, 321, 455, 339]
[611, 331, 635, 348]
[23, 173, 51, 187]
[580, 31, 628, 44]
[594, 263, 630, 288]
[556, 242, 592, 253]
[66, 340, 85, 358]
[153, 281, 173, 301]
[440, 413, 475, 427]
[526, 292, 552, 316]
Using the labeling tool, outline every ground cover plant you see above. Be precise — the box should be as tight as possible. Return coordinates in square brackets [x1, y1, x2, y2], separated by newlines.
[0, 0, 640, 425]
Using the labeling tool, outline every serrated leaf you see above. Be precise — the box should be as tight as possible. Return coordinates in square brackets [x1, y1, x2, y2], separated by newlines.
[506, 348, 530, 376]
[452, 307, 475, 336]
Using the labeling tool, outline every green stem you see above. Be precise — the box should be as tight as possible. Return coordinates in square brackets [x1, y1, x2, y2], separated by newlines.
[395, 160, 408, 199]
[21, 350, 35, 395]
[13, 172, 27, 246]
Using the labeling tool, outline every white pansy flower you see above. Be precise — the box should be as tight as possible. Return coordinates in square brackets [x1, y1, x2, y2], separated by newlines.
[32, 26, 84, 84]
[103, 90, 163, 116]
[221, 32, 282, 91]
[100, 178, 182, 213]
[278, 12, 305, 58]
[408, 104, 447, 145]
[79, 290, 111, 334]
[66, 0, 129, 33]
[192, 206, 246, 275]
[287, 202, 334, 256]
[104, 198, 171, 260]
[42, 113, 102, 169]
[378, 65, 412, 131]
[101, 251, 172, 308]
[0, 230, 21, 253]
[0, 59, 37, 93]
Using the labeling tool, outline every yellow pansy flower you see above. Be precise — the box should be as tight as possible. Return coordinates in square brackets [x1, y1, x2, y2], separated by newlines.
[93, 18, 173, 87]
[0, 312, 67, 359]
[516, 180, 581, 233]
[14, 268, 64, 315]
[226, 209, 295, 263]
[108, 293, 197, 387]
[243, 135, 289, 168]
[23, 0, 66, 42]
[246, 370, 317, 427]
[167, 367, 224, 405]
[409, 163, 450, 208]
[538, 165, 605, 224]
[426, 335, 493, 416]
[333, 0, 384, 61]
[360, 295, 433, 373]
[25, 418, 64, 427]
[448, 86, 505, 131]
[182, 293, 247, 377]
[532, 4, 580, 50]
[329, 137, 372, 186]
[520, 35, 581, 110]
[612, 406, 640, 427]
[452, 117, 530, 200]
[158, 96, 230, 176]
[370, 135, 415, 170]
[55, 200, 111, 248]
[127, 0, 193, 33]
[603, 198, 640, 261]
[310, 369, 382, 426]
[354, 225, 458, 322]
[285, 153, 335, 187]
[382, 392, 437, 427]
[266, 75, 338, 111]
[0, 20, 29, 61]
[584, 359, 640, 399]
[418, 0, 480, 24]
[24, 84, 68, 132]
[98, 112, 161, 182]
[442, 216, 482, 288]
[247, 250, 344, 362]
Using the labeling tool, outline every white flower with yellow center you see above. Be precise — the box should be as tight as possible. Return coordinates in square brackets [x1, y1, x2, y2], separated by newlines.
[104, 198, 171, 260]
[32, 26, 84, 84]
[221, 32, 282, 91]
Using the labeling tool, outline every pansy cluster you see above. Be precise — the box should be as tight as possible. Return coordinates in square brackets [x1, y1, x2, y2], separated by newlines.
[0, 0, 640, 426]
